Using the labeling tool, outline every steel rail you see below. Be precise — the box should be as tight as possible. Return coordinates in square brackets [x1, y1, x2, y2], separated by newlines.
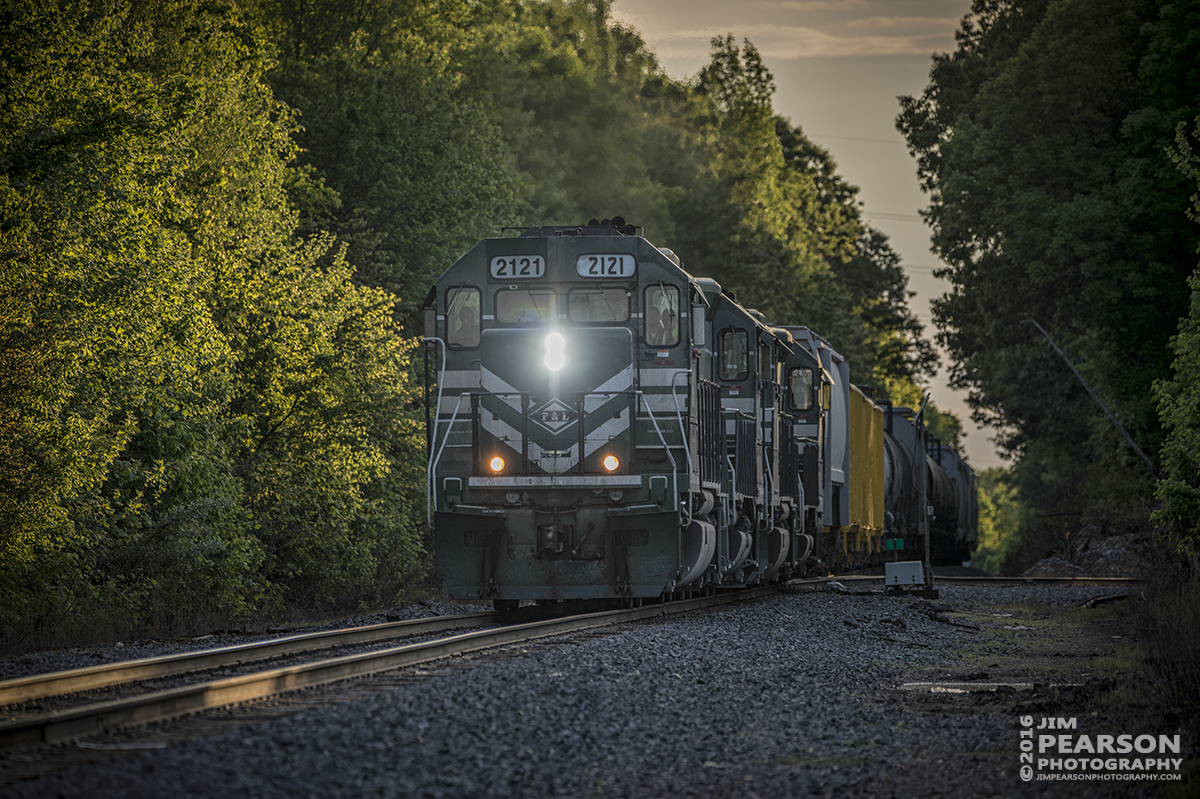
[932, 576, 1139, 586]
[820, 575, 1141, 587]
[0, 587, 776, 751]
[0, 612, 495, 708]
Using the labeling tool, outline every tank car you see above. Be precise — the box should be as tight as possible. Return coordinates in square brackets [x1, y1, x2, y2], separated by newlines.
[927, 441, 979, 564]
[878, 406, 978, 566]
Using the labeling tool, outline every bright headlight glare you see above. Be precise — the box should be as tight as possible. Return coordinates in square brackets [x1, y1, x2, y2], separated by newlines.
[489, 456, 505, 473]
[544, 332, 566, 372]
[602, 455, 620, 472]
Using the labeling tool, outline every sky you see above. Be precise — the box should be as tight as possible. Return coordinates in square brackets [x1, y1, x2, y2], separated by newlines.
[609, 0, 1006, 470]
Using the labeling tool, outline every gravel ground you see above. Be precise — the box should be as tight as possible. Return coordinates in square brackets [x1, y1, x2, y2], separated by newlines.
[5, 583, 1178, 799]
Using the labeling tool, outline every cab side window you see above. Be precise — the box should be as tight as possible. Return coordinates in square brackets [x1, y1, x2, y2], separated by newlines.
[446, 287, 480, 347]
[644, 285, 679, 346]
[789, 367, 815, 411]
[719, 329, 748, 381]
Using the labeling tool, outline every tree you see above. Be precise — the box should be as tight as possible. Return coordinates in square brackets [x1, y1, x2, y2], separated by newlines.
[660, 36, 938, 405]
[972, 467, 1023, 573]
[1154, 116, 1200, 552]
[1, 0, 430, 646]
[455, 0, 676, 236]
[1, 0, 268, 637]
[898, 0, 1200, 530]
[270, 43, 520, 329]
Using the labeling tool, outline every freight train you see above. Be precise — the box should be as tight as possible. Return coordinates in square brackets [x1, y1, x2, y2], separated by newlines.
[423, 219, 977, 609]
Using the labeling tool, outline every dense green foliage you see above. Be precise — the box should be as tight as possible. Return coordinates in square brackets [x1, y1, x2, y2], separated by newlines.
[1, 0, 426, 645]
[1153, 116, 1200, 552]
[898, 0, 1200, 561]
[269, 41, 521, 327]
[972, 467, 1024, 573]
[3, 0, 945, 648]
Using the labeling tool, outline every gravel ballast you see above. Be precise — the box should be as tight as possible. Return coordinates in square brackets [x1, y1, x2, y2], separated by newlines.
[3, 584, 1174, 798]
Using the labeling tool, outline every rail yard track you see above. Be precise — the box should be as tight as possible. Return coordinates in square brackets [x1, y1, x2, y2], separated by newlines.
[0, 575, 1139, 757]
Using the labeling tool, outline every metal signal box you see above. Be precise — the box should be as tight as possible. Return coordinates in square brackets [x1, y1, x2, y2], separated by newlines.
[885, 560, 924, 586]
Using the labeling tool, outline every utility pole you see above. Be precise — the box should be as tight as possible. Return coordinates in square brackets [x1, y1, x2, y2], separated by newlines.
[1020, 319, 1159, 478]
[915, 393, 938, 599]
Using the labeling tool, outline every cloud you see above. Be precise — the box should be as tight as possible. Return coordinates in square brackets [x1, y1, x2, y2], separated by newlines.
[758, 0, 965, 11]
[641, 24, 952, 58]
[610, 0, 966, 60]
[844, 16, 963, 30]
[757, 0, 872, 10]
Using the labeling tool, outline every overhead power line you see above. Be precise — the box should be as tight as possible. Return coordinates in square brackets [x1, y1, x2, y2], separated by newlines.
[864, 210, 924, 222]
[814, 134, 905, 145]
[1020, 319, 1159, 479]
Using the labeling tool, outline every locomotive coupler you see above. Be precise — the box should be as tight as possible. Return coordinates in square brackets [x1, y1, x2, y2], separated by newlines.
[536, 520, 570, 555]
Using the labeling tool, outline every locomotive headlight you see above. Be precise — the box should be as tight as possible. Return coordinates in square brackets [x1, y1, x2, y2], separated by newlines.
[544, 332, 566, 372]
[489, 456, 505, 473]
[602, 454, 620, 472]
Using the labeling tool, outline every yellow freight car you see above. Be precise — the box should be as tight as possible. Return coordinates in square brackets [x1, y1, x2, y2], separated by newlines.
[844, 386, 885, 563]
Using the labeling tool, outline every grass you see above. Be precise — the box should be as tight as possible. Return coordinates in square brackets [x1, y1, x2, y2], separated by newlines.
[1135, 553, 1200, 716]
[1, 558, 446, 657]
[956, 579, 1200, 796]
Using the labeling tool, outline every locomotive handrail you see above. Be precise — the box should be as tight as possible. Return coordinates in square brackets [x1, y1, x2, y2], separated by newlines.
[695, 379, 723, 489]
[764, 442, 774, 521]
[778, 411, 801, 504]
[458, 387, 688, 484]
[728, 409, 758, 498]
[578, 390, 637, 480]
[428, 392, 465, 525]
[469, 391, 532, 477]
[636, 389, 678, 513]
[669, 369, 693, 522]
[425, 336, 450, 526]
[469, 390, 532, 476]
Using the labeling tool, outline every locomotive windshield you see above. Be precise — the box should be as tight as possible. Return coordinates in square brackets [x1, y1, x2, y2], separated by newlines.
[568, 288, 630, 323]
[496, 288, 555, 324]
[789, 367, 815, 411]
[445, 286, 480, 347]
[719, 329, 748, 380]
[645, 285, 679, 346]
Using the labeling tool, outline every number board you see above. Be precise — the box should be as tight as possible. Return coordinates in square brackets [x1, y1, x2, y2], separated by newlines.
[490, 255, 545, 279]
[576, 254, 636, 278]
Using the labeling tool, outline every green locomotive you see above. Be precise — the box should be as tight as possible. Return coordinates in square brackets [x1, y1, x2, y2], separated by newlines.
[423, 219, 975, 608]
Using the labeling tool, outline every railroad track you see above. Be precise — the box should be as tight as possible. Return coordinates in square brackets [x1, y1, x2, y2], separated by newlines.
[0, 587, 781, 752]
[0, 575, 1136, 754]
[0, 612, 496, 711]
[830, 574, 1140, 587]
